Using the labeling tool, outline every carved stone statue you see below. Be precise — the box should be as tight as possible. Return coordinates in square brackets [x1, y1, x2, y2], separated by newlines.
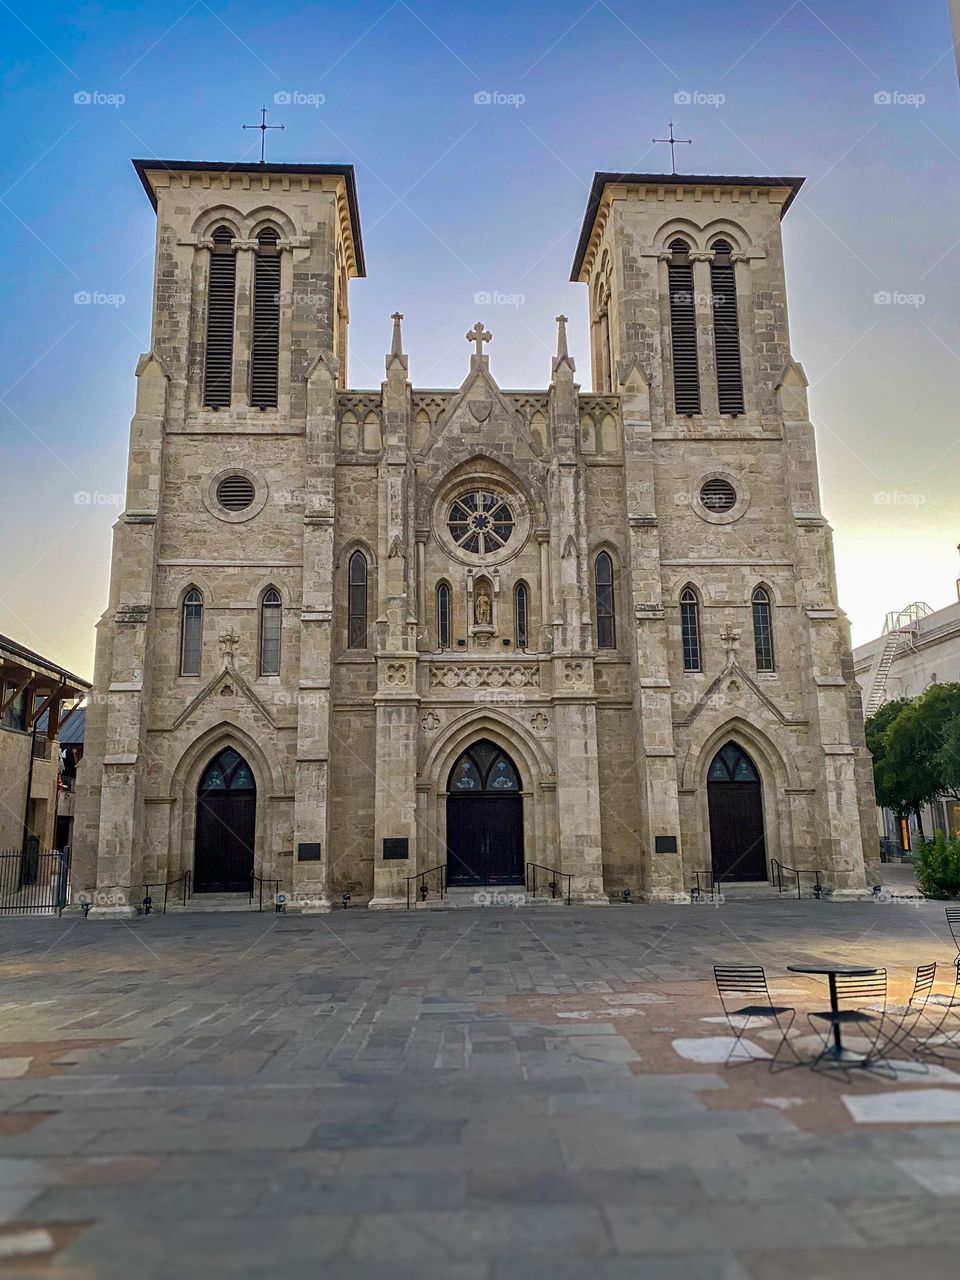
[475, 592, 491, 626]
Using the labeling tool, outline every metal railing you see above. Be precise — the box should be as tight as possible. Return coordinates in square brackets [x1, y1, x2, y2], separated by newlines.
[404, 864, 446, 909]
[771, 859, 822, 900]
[142, 871, 192, 915]
[689, 868, 716, 901]
[250, 875, 282, 912]
[525, 862, 572, 905]
[0, 846, 69, 915]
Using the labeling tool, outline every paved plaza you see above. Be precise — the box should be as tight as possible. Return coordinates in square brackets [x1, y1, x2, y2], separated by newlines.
[1, 898, 959, 1278]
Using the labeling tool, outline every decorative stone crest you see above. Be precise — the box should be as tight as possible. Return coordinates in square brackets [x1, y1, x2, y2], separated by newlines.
[420, 711, 441, 731]
[385, 663, 409, 687]
[562, 661, 585, 686]
[531, 711, 549, 732]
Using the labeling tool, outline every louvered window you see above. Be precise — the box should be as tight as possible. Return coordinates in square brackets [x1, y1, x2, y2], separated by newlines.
[180, 588, 203, 676]
[668, 239, 700, 415]
[260, 588, 282, 676]
[348, 551, 368, 650]
[203, 226, 236, 408]
[710, 240, 745, 414]
[437, 582, 451, 650]
[515, 582, 529, 650]
[752, 587, 775, 673]
[251, 228, 281, 409]
[680, 587, 702, 672]
[699, 478, 737, 514]
[216, 474, 255, 511]
[595, 552, 616, 650]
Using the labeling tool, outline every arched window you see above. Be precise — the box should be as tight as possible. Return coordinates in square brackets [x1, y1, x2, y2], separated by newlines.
[259, 588, 282, 675]
[710, 240, 745, 414]
[347, 551, 368, 649]
[595, 552, 616, 650]
[437, 581, 451, 650]
[203, 226, 236, 408]
[680, 586, 702, 672]
[752, 586, 775, 672]
[250, 228, 280, 409]
[180, 588, 204, 676]
[668, 238, 700, 415]
[515, 581, 529, 649]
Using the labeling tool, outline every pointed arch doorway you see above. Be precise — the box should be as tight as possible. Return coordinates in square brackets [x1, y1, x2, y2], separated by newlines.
[446, 740, 524, 886]
[194, 748, 256, 893]
[707, 742, 767, 882]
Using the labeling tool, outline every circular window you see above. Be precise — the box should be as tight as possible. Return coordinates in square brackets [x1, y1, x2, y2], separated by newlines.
[447, 490, 514, 555]
[699, 478, 737, 513]
[216, 475, 256, 512]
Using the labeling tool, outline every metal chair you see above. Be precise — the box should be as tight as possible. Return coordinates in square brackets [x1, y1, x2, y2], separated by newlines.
[947, 908, 960, 955]
[916, 956, 960, 1061]
[713, 966, 800, 1073]
[874, 962, 937, 1069]
[808, 969, 892, 1078]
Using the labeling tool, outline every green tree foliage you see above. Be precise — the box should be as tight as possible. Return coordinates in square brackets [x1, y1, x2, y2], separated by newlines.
[865, 684, 960, 822]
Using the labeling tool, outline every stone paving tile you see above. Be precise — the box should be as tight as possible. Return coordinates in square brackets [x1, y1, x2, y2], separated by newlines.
[1, 902, 959, 1276]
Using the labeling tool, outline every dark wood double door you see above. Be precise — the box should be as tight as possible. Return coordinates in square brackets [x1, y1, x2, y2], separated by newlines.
[446, 741, 524, 886]
[194, 748, 256, 893]
[707, 742, 767, 882]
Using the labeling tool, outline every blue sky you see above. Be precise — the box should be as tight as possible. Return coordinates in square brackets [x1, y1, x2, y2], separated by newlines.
[1, 0, 958, 674]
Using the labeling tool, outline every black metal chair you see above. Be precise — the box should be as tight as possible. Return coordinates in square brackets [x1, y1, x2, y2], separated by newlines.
[713, 966, 800, 1073]
[947, 908, 960, 956]
[808, 969, 893, 1078]
[874, 962, 937, 1069]
[916, 956, 960, 1061]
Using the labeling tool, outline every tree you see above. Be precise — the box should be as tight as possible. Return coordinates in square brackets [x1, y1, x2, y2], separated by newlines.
[866, 684, 960, 837]
[864, 698, 912, 819]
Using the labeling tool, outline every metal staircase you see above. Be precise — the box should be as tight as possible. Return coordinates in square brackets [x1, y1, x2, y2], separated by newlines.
[863, 602, 932, 717]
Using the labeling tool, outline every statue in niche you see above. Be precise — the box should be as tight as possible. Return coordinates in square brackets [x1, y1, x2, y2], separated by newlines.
[474, 589, 492, 627]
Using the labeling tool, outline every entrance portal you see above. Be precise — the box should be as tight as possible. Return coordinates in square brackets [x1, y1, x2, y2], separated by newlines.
[194, 748, 256, 893]
[446, 740, 524, 886]
[707, 742, 767, 882]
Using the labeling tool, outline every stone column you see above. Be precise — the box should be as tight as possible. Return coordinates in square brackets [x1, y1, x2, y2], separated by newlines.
[619, 361, 685, 900]
[552, 659, 606, 902]
[79, 353, 168, 916]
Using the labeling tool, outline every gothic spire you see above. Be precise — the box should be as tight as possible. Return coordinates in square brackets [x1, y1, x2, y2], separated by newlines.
[551, 313, 575, 377]
[385, 311, 408, 374]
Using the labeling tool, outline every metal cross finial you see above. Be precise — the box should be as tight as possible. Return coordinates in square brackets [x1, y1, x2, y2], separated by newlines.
[243, 106, 285, 164]
[466, 321, 492, 357]
[652, 120, 692, 175]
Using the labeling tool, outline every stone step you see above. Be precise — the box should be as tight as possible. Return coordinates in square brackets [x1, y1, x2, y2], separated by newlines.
[165, 893, 262, 914]
[413, 887, 567, 910]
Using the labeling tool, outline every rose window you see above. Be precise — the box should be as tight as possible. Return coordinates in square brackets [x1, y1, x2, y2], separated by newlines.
[446, 490, 514, 555]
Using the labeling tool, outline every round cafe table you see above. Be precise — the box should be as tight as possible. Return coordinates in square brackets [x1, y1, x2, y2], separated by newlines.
[787, 963, 880, 1061]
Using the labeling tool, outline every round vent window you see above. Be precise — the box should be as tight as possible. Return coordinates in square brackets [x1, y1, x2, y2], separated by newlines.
[699, 478, 737, 513]
[216, 474, 256, 512]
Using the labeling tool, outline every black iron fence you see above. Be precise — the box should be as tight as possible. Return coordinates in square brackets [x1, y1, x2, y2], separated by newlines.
[0, 844, 70, 915]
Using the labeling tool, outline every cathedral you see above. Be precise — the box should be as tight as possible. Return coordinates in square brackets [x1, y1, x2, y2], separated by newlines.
[73, 157, 877, 912]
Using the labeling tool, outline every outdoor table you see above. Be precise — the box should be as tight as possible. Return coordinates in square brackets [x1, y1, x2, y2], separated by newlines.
[787, 963, 880, 1061]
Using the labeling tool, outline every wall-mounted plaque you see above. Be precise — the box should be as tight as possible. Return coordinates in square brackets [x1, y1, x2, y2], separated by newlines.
[297, 843, 322, 862]
[383, 838, 409, 861]
[654, 835, 678, 854]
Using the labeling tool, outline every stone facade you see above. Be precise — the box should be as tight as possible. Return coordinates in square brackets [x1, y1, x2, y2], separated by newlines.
[73, 160, 876, 912]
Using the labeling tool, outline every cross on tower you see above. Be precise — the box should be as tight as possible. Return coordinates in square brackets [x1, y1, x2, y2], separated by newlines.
[243, 106, 285, 164]
[652, 120, 692, 175]
[466, 321, 492, 357]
